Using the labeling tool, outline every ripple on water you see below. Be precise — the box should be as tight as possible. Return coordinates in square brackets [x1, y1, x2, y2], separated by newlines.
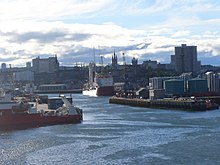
[25, 123, 201, 165]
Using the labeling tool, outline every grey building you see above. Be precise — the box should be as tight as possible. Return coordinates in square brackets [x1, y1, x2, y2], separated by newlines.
[205, 71, 220, 93]
[142, 60, 157, 69]
[14, 70, 34, 82]
[32, 56, 59, 73]
[172, 44, 201, 73]
[157, 63, 175, 70]
[132, 57, 138, 66]
[1, 63, 6, 70]
[149, 89, 165, 100]
[26, 62, 32, 68]
[149, 77, 178, 89]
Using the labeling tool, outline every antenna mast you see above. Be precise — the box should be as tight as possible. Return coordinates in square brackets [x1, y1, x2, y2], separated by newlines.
[93, 46, 96, 64]
[122, 52, 126, 65]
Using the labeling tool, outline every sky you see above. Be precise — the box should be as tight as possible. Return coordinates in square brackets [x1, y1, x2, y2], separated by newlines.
[0, 0, 220, 67]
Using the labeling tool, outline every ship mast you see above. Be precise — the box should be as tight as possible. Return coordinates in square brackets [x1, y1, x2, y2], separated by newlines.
[93, 45, 96, 65]
[100, 55, 104, 74]
[122, 52, 126, 80]
[122, 52, 128, 94]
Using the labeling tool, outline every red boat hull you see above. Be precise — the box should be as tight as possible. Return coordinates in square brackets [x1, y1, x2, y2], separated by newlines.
[0, 110, 82, 131]
[83, 86, 115, 96]
[96, 86, 115, 96]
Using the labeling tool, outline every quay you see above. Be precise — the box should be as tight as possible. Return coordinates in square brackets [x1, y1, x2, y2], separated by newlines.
[34, 89, 82, 94]
[109, 96, 219, 111]
[197, 96, 220, 104]
[34, 84, 82, 94]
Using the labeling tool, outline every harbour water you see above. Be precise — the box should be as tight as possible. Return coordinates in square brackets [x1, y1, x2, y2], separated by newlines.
[1, 94, 220, 165]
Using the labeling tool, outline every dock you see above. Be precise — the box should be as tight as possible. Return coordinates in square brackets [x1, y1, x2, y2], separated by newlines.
[109, 96, 219, 111]
[34, 89, 82, 94]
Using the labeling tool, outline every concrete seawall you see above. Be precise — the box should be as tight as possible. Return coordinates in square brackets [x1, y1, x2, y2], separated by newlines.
[109, 97, 150, 107]
[34, 89, 82, 94]
[109, 97, 219, 111]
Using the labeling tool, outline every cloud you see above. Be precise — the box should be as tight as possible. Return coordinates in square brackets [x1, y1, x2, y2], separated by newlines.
[0, 0, 114, 21]
[0, 48, 9, 55]
[0, 19, 220, 67]
[3, 31, 92, 43]
[172, 30, 191, 38]
[6, 31, 66, 43]
[0, 0, 220, 67]
[0, 20, 147, 66]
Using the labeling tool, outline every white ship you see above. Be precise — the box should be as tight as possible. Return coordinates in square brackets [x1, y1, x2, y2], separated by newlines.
[82, 62, 114, 96]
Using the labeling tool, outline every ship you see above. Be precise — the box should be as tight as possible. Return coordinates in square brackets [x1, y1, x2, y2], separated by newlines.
[0, 89, 82, 131]
[82, 62, 114, 96]
[83, 73, 115, 96]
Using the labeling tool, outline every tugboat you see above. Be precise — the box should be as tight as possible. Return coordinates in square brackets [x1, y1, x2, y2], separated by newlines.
[0, 89, 82, 131]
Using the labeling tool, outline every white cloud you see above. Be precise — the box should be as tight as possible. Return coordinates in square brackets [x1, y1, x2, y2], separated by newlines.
[0, 0, 113, 21]
[172, 30, 191, 38]
[1, 18, 220, 66]
[0, 0, 220, 66]
[0, 20, 147, 66]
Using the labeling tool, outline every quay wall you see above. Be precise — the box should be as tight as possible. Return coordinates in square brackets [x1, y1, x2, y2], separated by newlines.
[109, 97, 218, 111]
[34, 89, 82, 94]
[198, 96, 220, 104]
[109, 97, 150, 107]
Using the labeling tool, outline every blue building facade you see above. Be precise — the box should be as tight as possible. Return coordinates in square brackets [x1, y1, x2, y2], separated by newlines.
[188, 78, 208, 95]
[164, 79, 184, 96]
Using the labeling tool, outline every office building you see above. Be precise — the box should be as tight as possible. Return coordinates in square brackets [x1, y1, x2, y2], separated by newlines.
[172, 44, 201, 73]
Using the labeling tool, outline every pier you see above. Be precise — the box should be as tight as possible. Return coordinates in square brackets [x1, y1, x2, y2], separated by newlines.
[197, 96, 220, 104]
[34, 89, 82, 94]
[109, 97, 219, 111]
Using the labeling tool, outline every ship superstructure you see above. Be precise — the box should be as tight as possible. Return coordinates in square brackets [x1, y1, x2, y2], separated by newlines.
[83, 62, 114, 96]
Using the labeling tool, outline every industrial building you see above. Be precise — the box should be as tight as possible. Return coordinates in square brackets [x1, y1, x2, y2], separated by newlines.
[32, 56, 59, 74]
[188, 78, 208, 95]
[164, 79, 184, 96]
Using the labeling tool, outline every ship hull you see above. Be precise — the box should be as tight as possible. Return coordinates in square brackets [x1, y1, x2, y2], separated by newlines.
[82, 88, 97, 97]
[97, 86, 115, 96]
[0, 110, 82, 131]
[83, 86, 114, 96]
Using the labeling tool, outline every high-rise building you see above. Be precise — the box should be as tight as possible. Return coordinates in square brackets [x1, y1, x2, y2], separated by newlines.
[172, 44, 201, 73]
